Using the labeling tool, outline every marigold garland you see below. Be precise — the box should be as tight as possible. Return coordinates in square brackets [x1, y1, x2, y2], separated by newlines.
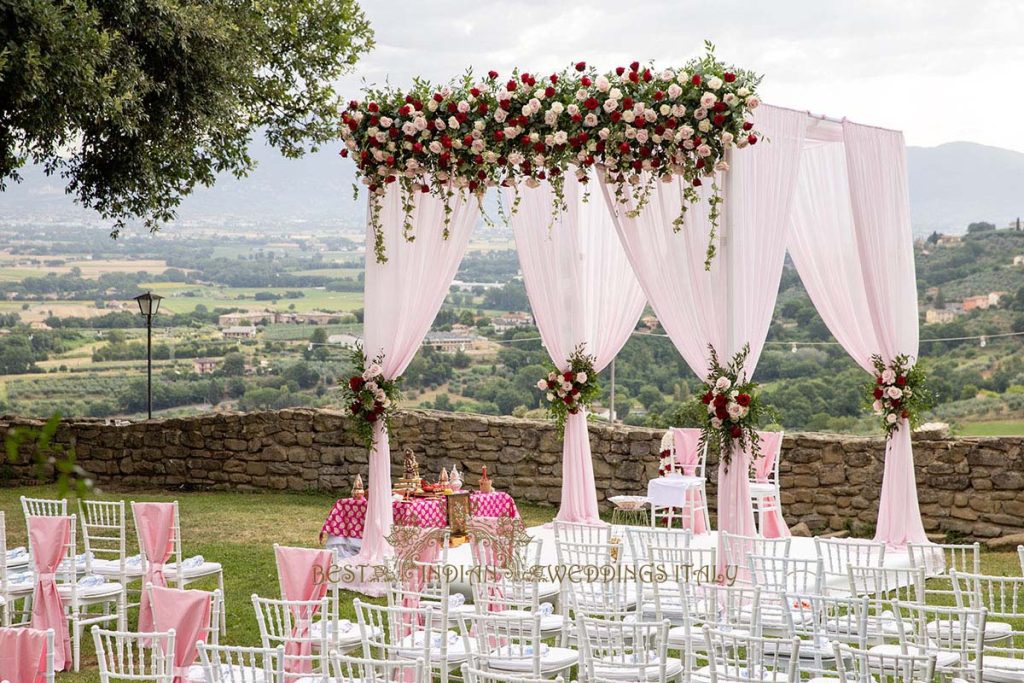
[339, 41, 763, 266]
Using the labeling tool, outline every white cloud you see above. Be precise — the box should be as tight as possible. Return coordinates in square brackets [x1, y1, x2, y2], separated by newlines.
[338, 0, 1024, 150]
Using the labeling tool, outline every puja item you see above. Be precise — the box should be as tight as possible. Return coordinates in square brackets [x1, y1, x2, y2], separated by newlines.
[479, 466, 493, 494]
[439, 467, 450, 489]
[447, 491, 471, 543]
[449, 465, 463, 492]
[396, 447, 422, 494]
[351, 474, 365, 500]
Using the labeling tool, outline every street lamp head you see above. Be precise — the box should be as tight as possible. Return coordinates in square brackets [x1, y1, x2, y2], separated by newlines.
[134, 291, 164, 317]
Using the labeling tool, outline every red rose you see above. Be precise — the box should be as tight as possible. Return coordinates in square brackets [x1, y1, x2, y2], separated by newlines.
[575, 61, 586, 72]
[736, 394, 751, 407]
[339, 149, 348, 158]
[691, 74, 702, 86]
[349, 402, 360, 415]
[506, 80, 517, 91]
[713, 393, 728, 407]
[630, 61, 640, 72]
[692, 178, 702, 187]
[581, 76, 592, 87]
[876, 376, 884, 385]
[549, 74, 558, 84]
[488, 70, 499, 79]
[713, 114, 725, 127]
[742, 121, 754, 131]
[563, 371, 574, 381]
[896, 375, 907, 386]
[584, 97, 600, 110]
[571, 388, 579, 396]
[701, 391, 714, 405]
[716, 406, 728, 420]
[520, 72, 531, 83]
[730, 425, 743, 438]
[367, 102, 379, 113]
[563, 395, 573, 405]
[873, 388, 884, 400]
[748, 134, 758, 145]
[615, 66, 625, 76]
[901, 410, 909, 419]
[349, 376, 364, 391]
[544, 86, 556, 98]
[628, 71, 639, 83]
[723, 72, 736, 83]
[366, 412, 378, 422]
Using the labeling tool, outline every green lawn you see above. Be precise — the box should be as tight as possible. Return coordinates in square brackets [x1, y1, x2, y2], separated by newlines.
[959, 419, 1024, 436]
[1, 484, 1019, 682]
[141, 282, 363, 315]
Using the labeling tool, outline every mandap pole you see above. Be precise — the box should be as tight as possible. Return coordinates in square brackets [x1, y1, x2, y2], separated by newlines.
[146, 314, 153, 419]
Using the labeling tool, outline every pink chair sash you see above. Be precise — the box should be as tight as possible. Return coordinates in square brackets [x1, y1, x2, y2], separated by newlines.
[0, 627, 50, 683]
[28, 516, 71, 671]
[671, 428, 708, 534]
[716, 443, 757, 582]
[753, 431, 791, 539]
[133, 502, 176, 632]
[275, 546, 333, 674]
[150, 587, 211, 683]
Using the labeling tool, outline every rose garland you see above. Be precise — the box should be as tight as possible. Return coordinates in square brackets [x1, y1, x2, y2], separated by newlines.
[342, 347, 401, 448]
[339, 41, 763, 266]
[536, 344, 599, 434]
[867, 354, 932, 438]
[658, 431, 676, 476]
[696, 344, 774, 471]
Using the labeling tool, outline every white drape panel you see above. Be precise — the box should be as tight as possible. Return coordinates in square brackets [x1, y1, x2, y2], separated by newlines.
[508, 171, 647, 522]
[789, 122, 926, 546]
[344, 183, 479, 593]
[600, 104, 806, 563]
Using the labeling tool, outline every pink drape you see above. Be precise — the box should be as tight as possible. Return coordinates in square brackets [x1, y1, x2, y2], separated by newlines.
[508, 170, 647, 523]
[671, 428, 707, 534]
[344, 182, 479, 595]
[133, 502, 176, 631]
[275, 546, 332, 674]
[0, 627, 50, 683]
[789, 122, 927, 546]
[601, 105, 807, 573]
[150, 587, 211, 683]
[752, 431, 790, 539]
[28, 516, 70, 671]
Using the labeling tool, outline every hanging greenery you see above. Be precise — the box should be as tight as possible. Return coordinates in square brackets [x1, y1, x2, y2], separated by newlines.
[339, 42, 763, 266]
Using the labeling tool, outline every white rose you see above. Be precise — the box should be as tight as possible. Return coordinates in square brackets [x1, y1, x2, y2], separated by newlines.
[887, 386, 903, 400]
[715, 160, 730, 172]
[550, 101, 564, 115]
[536, 379, 548, 390]
[711, 417, 723, 429]
[576, 372, 588, 384]
[493, 109, 508, 123]
[603, 98, 619, 113]
[721, 132, 734, 145]
[697, 144, 712, 157]
[584, 113, 598, 127]
[659, 104, 670, 116]
[379, 116, 393, 129]
[700, 92, 717, 108]
[737, 87, 750, 97]
[667, 83, 682, 99]
[746, 96, 761, 109]
[727, 403, 743, 419]
[447, 116, 459, 129]
[457, 101, 470, 113]
[881, 369, 896, 384]
[635, 129, 649, 144]
[708, 76, 724, 91]
[364, 381, 379, 393]
[561, 381, 573, 392]
[715, 377, 732, 391]
[567, 104, 580, 116]
[596, 75, 611, 92]
[526, 176, 541, 189]
[622, 110, 636, 123]
[886, 413, 898, 424]
[698, 119, 712, 133]
[872, 400, 883, 414]
[428, 141, 443, 154]
[546, 392, 555, 402]
[609, 88, 623, 100]
[553, 130, 568, 145]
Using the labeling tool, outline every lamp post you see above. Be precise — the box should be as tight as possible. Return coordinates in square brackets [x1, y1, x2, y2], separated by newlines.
[133, 291, 163, 419]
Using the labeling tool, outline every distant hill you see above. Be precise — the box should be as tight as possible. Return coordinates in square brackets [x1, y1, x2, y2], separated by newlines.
[3, 138, 1022, 235]
[907, 142, 1024, 235]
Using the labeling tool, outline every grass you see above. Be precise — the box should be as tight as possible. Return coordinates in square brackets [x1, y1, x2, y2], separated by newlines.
[1, 483, 1021, 682]
[140, 283, 364, 315]
[959, 419, 1024, 436]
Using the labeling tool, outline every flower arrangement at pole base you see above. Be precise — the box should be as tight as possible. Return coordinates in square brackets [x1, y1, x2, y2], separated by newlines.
[342, 347, 401, 448]
[338, 42, 763, 264]
[867, 353, 931, 438]
[536, 344, 599, 434]
[696, 343, 773, 472]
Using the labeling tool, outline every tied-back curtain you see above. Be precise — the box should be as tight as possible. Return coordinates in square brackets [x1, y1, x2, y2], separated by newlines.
[347, 183, 479, 591]
[789, 122, 926, 546]
[600, 104, 806, 568]
[508, 170, 647, 523]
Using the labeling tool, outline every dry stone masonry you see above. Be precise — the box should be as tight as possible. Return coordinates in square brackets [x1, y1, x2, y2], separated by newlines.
[2, 409, 1022, 544]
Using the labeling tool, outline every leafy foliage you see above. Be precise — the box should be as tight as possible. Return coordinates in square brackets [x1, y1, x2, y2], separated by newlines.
[4, 414, 94, 497]
[341, 346, 401, 448]
[0, 0, 373, 232]
[866, 354, 933, 437]
[536, 345, 599, 434]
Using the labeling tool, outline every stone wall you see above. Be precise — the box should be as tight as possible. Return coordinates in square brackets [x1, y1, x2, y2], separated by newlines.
[2, 409, 1023, 544]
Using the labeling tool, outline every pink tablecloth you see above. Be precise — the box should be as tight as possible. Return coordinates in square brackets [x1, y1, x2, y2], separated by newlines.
[320, 491, 519, 541]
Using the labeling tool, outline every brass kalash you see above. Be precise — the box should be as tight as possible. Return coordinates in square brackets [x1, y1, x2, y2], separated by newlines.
[394, 448, 471, 546]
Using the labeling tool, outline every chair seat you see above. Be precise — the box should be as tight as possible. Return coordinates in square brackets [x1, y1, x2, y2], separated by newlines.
[927, 618, 1012, 643]
[186, 664, 269, 683]
[594, 658, 683, 680]
[981, 656, 1024, 683]
[694, 664, 792, 683]
[488, 645, 578, 673]
[57, 581, 123, 600]
[496, 609, 565, 633]
[309, 621, 382, 650]
[397, 631, 474, 662]
[1, 577, 36, 596]
[668, 625, 752, 649]
[166, 561, 223, 579]
[90, 559, 146, 578]
[869, 644, 960, 670]
[748, 483, 779, 496]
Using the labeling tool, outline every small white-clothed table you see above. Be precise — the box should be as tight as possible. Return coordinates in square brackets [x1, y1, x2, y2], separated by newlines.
[646, 473, 703, 508]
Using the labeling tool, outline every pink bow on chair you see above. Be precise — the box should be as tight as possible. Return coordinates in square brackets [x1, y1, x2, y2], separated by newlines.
[28, 517, 71, 671]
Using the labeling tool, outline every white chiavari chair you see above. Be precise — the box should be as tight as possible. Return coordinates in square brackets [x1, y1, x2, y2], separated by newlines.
[953, 570, 1024, 677]
[670, 584, 763, 673]
[907, 541, 980, 602]
[577, 615, 681, 682]
[651, 432, 709, 532]
[847, 565, 925, 642]
[33, 513, 126, 671]
[646, 545, 717, 624]
[92, 626, 175, 683]
[251, 594, 329, 679]
[833, 643, 936, 683]
[719, 532, 790, 586]
[79, 500, 145, 611]
[815, 538, 886, 596]
[624, 527, 691, 564]
[1, 511, 34, 626]
[470, 567, 564, 640]
[781, 593, 870, 678]
[330, 651, 426, 683]
[0, 626, 55, 683]
[197, 643, 285, 683]
[459, 611, 578, 679]
[553, 521, 611, 548]
[1019, 546, 1024, 576]
[461, 665, 562, 683]
[883, 600, 986, 683]
[700, 624, 799, 683]
[748, 555, 824, 630]
[355, 598, 465, 683]
[21, 496, 68, 520]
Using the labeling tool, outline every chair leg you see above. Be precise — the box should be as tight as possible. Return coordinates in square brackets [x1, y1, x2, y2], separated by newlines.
[72, 613, 80, 672]
[217, 571, 227, 635]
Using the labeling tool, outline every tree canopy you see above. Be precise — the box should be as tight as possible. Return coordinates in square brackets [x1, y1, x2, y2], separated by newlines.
[0, 0, 374, 233]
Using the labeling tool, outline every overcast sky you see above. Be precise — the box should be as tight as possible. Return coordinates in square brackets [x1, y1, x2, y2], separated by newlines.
[337, 0, 1024, 152]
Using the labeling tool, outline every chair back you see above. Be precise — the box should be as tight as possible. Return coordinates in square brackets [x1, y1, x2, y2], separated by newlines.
[719, 532, 789, 581]
[748, 555, 823, 596]
[461, 665, 562, 683]
[894, 600, 985, 683]
[952, 572, 1024, 680]
[251, 593, 329, 675]
[782, 594, 869, 677]
[21, 497, 68, 522]
[625, 527, 690, 563]
[815, 538, 886, 594]
[749, 430, 784, 486]
[666, 427, 707, 478]
[701, 625, 799, 683]
[577, 615, 671, 682]
[1, 511, 34, 625]
[78, 500, 132, 579]
[848, 565, 925, 604]
[552, 521, 610, 548]
[197, 643, 285, 683]
[907, 542, 979, 601]
[470, 567, 541, 613]
[833, 642, 936, 683]
[92, 627, 175, 683]
[460, 611, 546, 678]
[147, 584, 222, 647]
[331, 652, 426, 683]
[353, 599, 442, 664]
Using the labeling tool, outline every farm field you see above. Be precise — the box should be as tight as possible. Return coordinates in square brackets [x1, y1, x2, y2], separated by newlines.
[959, 419, 1024, 436]
[141, 282, 364, 314]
